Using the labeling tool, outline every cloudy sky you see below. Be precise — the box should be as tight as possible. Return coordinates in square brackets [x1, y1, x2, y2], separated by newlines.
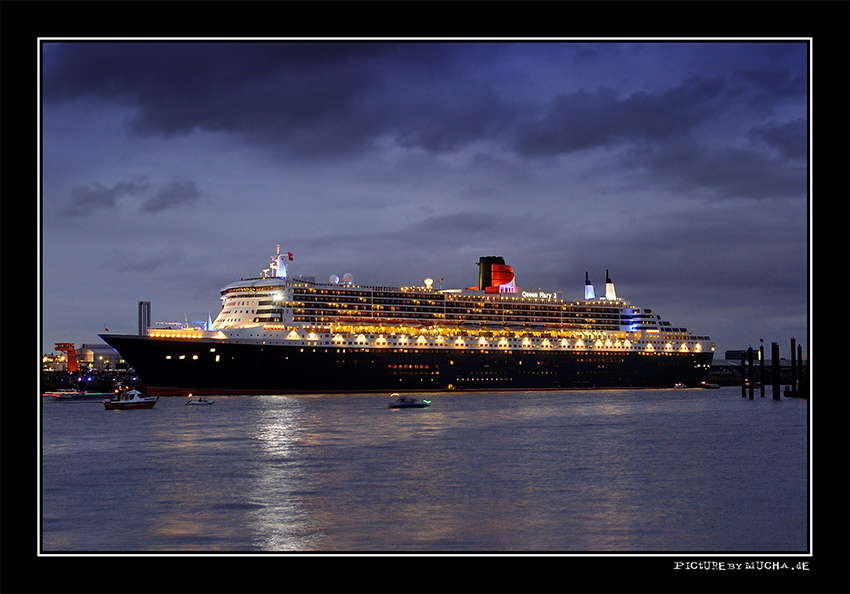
[40, 40, 809, 359]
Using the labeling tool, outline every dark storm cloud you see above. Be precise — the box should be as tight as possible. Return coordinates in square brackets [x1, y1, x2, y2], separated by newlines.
[43, 42, 453, 155]
[404, 211, 558, 240]
[65, 177, 152, 216]
[394, 92, 516, 153]
[43, 41, 807, 204]
[619, 137, 807, 201]
[39, 42, 563, 157]
[512, 77, 727, 155]
[43, 42, 805, 169]
[139, 180, 201, 213]
[65, 177, 201, 216]
[43, 42, 395, 105]
[732, 65, 808, 106]
[747, 118, 807, 161]
[510, 71, 807, 201]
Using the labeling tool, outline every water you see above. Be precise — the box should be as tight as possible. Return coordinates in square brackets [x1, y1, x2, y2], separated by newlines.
[40, 388, 809, 553]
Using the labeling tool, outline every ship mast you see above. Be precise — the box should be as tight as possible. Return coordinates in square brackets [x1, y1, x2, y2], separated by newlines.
[267, 244, 292, 279]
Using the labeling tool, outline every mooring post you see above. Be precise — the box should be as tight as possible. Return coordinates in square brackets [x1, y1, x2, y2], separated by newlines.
[771, 342, 780, 400]
[790, 338, 797, 397]
[741, 351, 747, 397]
[748, 347, 754, 399]
[759, 341, 765, 397]
[797, 343, 804, 399]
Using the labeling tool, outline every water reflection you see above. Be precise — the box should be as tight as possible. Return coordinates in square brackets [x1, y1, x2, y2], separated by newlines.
[41, 389, 808, 552]
[247, 396, 321, 550]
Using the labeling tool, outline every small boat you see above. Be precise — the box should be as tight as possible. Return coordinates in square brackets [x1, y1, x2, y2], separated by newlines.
[46, 389, 115, 400]
[388, 393, 431, 409]
[44, 388, 86, 399]
[186, 397, 214, 405]
[700, 381, 721, 389]
[104, 389, 158, 410]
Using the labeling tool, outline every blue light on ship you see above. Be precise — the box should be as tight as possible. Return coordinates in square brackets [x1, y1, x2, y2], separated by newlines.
[584, 272, 596, 300]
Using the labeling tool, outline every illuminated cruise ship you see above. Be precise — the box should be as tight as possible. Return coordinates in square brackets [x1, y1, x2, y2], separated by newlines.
[100, 247, 715, 395]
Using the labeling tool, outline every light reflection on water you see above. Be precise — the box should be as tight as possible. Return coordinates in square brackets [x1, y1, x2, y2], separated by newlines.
[247, 396, 319, 550]
[41, 388, 808, 552]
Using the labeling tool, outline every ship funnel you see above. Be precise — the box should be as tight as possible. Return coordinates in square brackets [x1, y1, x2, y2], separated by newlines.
[585, 272, 596, 300]
[469, 256, 516, 293]
[605, 269, 617, 300]
[478, 256, 504, 290]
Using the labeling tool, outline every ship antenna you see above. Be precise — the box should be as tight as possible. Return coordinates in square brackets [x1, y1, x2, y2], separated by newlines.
[268, 244, 290, 279]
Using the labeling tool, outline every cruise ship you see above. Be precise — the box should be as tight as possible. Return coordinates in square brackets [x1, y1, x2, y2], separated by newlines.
[100, 247, 715, 395]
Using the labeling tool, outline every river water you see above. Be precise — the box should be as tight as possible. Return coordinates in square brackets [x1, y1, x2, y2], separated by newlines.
[40, 387, 808, 554]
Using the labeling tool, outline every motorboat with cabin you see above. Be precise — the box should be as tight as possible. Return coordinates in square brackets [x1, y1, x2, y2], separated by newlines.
[103, 389, 159, 410]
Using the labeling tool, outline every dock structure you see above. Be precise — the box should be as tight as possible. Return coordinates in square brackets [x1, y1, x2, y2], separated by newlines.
[724, 339, 807, 399]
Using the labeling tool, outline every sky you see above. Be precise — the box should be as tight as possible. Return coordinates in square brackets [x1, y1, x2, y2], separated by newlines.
[39, 40, 810, 360]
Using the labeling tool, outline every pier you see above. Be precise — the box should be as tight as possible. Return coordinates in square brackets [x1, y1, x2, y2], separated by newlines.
[709, 339, 807, 398]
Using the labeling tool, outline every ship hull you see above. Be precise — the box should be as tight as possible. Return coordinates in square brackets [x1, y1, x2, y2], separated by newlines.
[101, 334, 713, 396]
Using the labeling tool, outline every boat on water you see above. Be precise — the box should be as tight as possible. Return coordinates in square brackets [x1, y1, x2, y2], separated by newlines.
[700, 381, 721, 389]
[103, 389, 158, 410]
[44, 388, 115, 400]
[388, 393, 430, 409]
[100, 246, 714, 395]
[186, 397, 214, 405]
[44, 388, 86, 399]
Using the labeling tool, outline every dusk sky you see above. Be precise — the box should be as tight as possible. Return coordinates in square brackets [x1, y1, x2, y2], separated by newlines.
[40, 40, 809, 359]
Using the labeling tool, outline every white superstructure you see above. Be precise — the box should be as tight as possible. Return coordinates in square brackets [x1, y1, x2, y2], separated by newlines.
[146, 247, 713, 361]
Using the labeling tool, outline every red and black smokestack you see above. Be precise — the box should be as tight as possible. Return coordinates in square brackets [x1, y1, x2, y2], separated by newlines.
[470, 256, 515, 293]
[478, 256, 505, 290]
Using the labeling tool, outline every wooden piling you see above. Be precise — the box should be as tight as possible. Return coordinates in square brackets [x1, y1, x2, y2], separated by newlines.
[771, 342, 780, 400]
[748, 347, 754, 399]
[790, 338, 797, 397]
[759, 343, 765, 397]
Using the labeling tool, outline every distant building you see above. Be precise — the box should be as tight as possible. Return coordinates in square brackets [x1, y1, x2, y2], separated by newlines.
[42, 352, 70, 372]
[725, 349, 776, 361]
[708, 357, 806, 386]
[138, 301, 151, 335]
[78, 344, 126, 370]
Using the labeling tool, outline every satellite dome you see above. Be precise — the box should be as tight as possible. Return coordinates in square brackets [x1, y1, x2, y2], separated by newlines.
[329, 274, 340, 284]
[343, 273, 354, 284]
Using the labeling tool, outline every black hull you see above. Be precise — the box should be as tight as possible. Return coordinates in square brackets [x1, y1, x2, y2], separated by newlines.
[101, 334, 713, 396]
